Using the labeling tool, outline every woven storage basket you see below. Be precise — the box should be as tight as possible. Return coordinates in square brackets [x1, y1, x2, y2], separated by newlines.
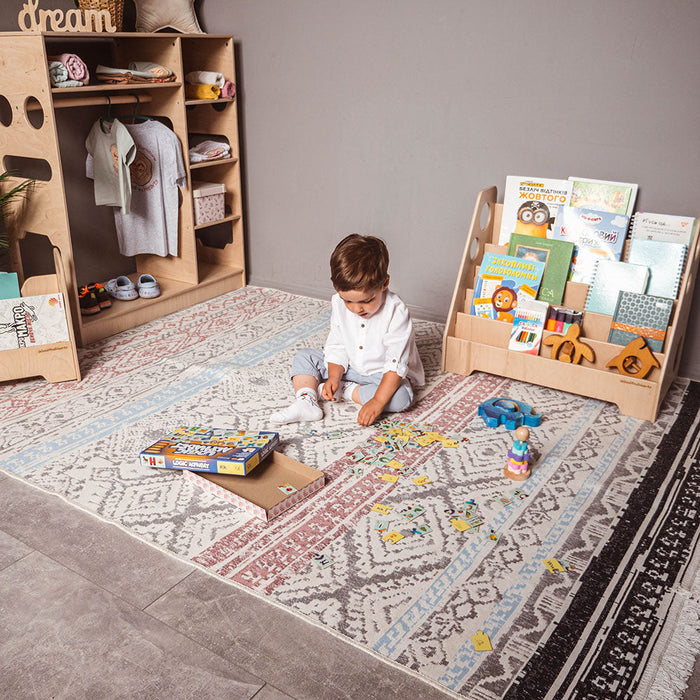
[78, 0, 124, 31]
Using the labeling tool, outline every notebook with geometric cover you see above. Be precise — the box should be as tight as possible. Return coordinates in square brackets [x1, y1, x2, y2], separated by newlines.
[608, 291, 674, 353]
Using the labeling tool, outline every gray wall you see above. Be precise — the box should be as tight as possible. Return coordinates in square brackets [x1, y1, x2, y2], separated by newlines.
[2, 1, 700, 379]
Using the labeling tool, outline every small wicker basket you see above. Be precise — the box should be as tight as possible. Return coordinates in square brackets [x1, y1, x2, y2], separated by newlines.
[78, 0, 124, 32]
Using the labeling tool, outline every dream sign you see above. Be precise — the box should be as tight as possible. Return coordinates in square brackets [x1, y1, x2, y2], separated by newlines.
[18, 0, 117, 32]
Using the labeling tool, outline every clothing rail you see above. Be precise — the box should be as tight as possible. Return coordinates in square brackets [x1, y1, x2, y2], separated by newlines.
[28, 94, 154, 110]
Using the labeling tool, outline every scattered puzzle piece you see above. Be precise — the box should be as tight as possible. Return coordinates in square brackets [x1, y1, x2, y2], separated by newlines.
[472, 631, 492, 651]
[412, 475, 432, 485]
[543, 558, 566, 573]
[451, 518, 471, 532]
[311, 551, 334, 568]
[399, 504, 425, 521]
[371, 503, 393, 515]
[278, 483, 297, 495]
[383, 531, 404, 544]
[378, 473, 399, 483]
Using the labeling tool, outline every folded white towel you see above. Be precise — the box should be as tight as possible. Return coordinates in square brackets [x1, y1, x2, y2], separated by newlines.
[185, 70, 225, 88]
[189, 140, 231, 163]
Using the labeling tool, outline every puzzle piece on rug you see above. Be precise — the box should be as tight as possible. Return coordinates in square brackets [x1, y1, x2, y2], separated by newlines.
[311, 551, 334, 568]
[543, 558, 575, 573]
[472, 630, 493, 652]
[382, 530, 404, 544]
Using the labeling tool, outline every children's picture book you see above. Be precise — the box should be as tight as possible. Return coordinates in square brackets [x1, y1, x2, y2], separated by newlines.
[550, 206, 630, 284]
[507, 234, 575, 306]
[608, 291, 674, 353]
[627, 238, 687, 299]
[0, 292, 70, 350]
[497, 176, 573, 246]
[584, 260, 650, 316]
[140, 427, 280, 475]
[630, 212, 696, 247]
[568, 177, 638, 217]
[508, 296, 549, 355]
[470, 252, 546, 323]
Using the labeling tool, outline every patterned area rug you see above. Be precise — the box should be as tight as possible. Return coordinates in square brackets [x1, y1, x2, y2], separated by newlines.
[2, 286, 699, 699]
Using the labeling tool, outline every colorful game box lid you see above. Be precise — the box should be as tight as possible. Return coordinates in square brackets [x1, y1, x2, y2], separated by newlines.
[140, 427, 280, 475]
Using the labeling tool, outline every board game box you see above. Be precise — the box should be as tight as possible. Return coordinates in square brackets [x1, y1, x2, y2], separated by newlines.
[140, 427, 280, 475]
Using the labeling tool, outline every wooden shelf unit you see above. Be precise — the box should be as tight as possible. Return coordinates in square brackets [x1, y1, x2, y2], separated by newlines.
[442, 186, 700, 422]
[0, 31, 245, 361]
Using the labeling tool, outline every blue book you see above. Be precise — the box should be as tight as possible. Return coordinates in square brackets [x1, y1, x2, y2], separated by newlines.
[470, 252, 546, 322]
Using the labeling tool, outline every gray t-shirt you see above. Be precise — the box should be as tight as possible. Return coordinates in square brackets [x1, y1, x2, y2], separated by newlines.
[113, 120, 186, 257]
[85, 118, 135, 213]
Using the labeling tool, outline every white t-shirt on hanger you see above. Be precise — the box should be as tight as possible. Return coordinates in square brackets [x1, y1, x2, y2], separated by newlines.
[85, 118, 135, 213]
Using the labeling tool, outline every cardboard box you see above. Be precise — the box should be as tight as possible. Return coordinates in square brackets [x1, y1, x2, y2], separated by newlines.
[183, 451, 325, 522]
[192, 181, 226, 224]
[140, 427, 280, 475]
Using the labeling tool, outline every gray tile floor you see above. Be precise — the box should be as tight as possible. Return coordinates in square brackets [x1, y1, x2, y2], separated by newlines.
[0, 472, 452, 700]
[1, 470, 697, 699]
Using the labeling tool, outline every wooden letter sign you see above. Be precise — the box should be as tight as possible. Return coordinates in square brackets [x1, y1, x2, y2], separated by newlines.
[18, 0, 117, 33]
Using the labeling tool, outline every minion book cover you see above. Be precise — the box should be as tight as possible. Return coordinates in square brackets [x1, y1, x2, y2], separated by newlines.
[498, 176, 573, 246]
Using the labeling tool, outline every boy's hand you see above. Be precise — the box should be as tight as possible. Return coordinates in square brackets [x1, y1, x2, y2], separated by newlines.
[321, 379, 339, 401]
[357, 397, 385, 426]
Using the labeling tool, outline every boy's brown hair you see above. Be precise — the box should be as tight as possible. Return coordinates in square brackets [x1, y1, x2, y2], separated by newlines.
[330, 234, 389, 291]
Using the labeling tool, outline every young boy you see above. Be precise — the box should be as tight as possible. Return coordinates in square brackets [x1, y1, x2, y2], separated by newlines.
[270, 234, 425, 427]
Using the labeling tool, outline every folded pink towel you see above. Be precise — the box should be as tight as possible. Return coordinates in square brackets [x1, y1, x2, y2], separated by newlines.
[48, 53, 89, 84]
[221, 80, 236, 99]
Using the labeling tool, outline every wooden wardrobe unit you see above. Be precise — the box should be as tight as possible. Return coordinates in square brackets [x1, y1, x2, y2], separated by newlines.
[0, 31, 245, 372]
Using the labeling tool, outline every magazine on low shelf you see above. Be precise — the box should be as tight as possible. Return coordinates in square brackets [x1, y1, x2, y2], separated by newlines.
[0, 292, 70, 350]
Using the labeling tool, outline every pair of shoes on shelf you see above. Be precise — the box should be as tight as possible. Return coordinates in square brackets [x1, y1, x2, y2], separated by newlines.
[79, 282, 111, 316]
[105, 274, 161, 301]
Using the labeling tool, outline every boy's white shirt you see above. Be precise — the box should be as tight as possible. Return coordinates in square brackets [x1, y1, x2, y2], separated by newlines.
[323, 290, 425, 386]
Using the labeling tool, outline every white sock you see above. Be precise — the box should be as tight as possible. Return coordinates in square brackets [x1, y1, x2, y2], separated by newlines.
[318, 381, 345, 401]
[270, 388, 323, 425]
[342, 382, 359, 403]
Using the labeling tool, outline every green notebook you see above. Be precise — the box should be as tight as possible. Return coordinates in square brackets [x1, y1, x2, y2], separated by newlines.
[507, 234, 575, 306]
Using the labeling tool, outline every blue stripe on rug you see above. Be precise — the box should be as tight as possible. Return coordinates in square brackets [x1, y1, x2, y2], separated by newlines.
[437, 413, 641, 689]
[8, 309, 331, 477]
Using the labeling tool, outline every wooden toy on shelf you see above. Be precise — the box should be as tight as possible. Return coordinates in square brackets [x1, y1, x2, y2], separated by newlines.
[504, 427, 531, 481]
[542, 323, 595, 364]
[606, 336, 660, 379]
